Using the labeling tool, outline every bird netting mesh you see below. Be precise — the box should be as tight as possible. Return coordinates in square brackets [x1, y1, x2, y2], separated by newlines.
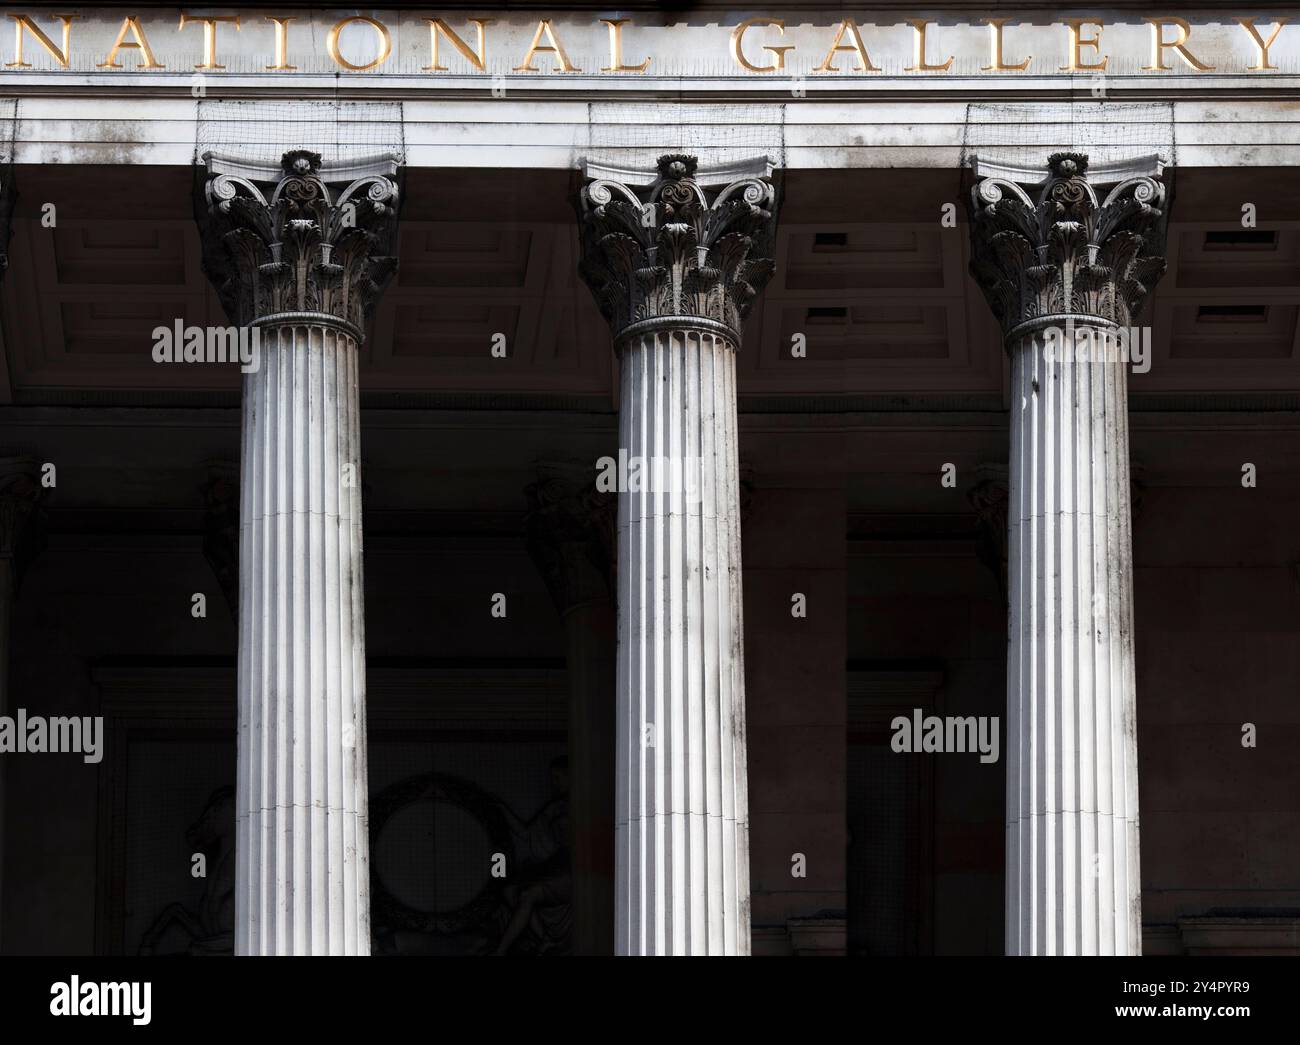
[960, 100, 1175, 181]
[195, 99, 405, 171]
[583, 101, 785, 172]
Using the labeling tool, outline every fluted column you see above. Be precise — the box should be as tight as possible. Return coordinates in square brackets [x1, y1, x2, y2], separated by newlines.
[0, 164, 21, 947]
[968, 152, 1169, 955]
[525, 462, 617, 954]
[576, 154, 778, 955]
[197, 149, 400, 954]
[0, 457, 42, 949]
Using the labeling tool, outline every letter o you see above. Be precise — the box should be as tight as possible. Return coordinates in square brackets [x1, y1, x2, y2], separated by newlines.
[327, 16, 392, 71]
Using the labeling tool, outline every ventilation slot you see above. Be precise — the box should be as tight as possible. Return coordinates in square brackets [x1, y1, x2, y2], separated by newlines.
[1204, 230, 1278, 250]
[1196, 305, 1267, 322]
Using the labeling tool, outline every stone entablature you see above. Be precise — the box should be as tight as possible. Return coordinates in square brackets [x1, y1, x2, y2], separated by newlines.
[3, 10, 1299, 172]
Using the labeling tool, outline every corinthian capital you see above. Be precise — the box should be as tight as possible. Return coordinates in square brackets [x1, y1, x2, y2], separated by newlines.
[196, 149, 400, 339]
[0, 456, 45, 591]
[967, 152, 1169, 347]
[525, 461, 616, 613]
[575, 154, 778, 345]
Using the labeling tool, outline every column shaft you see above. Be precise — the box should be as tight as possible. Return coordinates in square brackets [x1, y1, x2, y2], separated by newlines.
[1006, 328, 1141, 955]
[0, 556, 11, 946]
[524, 462, 618, 954]
[199, 149, 399, 954]
[236, 322, 370, 955]
[968, 152, 1167, 955]
[0, 458, 41, 951]
[564, 598, 616, 954]
[577, 153, 777, 956]
[616, 326, 749, 955]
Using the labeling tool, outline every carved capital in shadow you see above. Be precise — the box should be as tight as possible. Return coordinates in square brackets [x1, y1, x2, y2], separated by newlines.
[524, 460, 615, 614]
[0, 455, 45, 593]
[200, 460, 239, 621]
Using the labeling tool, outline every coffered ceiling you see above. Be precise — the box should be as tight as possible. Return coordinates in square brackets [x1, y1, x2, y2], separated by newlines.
[4, 164, 1300, 405]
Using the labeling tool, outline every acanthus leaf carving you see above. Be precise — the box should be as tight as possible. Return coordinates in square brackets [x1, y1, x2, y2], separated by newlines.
[968, 152, 1169, 345]
[197, 150, 400, 338]
[576, 153, 778, 343]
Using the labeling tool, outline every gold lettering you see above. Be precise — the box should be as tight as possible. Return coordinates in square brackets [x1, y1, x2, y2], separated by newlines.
[327, 15, 391, 72]
[601, 18, 650, 72]
[423, 18, 492, 72]
[7, 13, 76, 69]
[904, 19, 953, 72]
[981, 18, 1030, 71]
[265, 16, 295, 71]
[178, 13, 240, 70]
[730, 17, 793, 73]
[1143, 17, 1214, 72]
[1237, 17, 1288, 71]
[514, 19, 579, 72]
[98, 15, 164, 69]
[1060, 18, 1108, 71]
[814, 19, 880, 73]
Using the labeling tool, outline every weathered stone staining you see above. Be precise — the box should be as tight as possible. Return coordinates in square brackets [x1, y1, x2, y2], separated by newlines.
[196, 149, 401, 955]
[968, 152, 1170, 956]
[0, 164, 13, 275]
[576, 153, 778, 955]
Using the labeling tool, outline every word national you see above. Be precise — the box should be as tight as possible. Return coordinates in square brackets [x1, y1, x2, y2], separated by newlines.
[50, 977, 151, 1025]
[0, 708, 103, 763]
[0, 12, 1294, 77]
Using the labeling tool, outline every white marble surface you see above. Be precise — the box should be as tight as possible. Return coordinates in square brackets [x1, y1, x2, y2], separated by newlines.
[236, 322, 371, 955]
[1005, 329, 1142, 955]
[615, 326, 750, 955]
